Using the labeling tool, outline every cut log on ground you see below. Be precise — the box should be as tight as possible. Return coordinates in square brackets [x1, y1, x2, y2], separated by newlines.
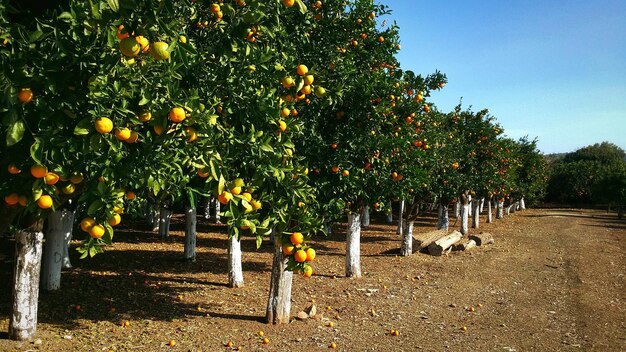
[413, 229, 448, 251]
[452, 239, 477, 251]
[428, 231, 462, 256]
[469, 232, 495, 246]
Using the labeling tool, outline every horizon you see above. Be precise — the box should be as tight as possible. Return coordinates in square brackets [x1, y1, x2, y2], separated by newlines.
[381, 0, 626, 154]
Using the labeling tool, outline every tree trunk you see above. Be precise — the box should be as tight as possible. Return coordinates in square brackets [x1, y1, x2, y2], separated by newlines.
[497, 200, 504, 219]
[400, 220, 414, 256]
[9, 229, 44, 341]
[361, 205, 370, 228]
[437, 204, 449, 231]
[414, 229, 448, 251]
[397, 199, 404, 235]
[472, 200, 480, 229]
[266, 236, 293, 324]
[386, 201, 393, 223]
[469, 232, 495, 246]
[62, 209, 75, 269]
[203, 197, 211, 220]
[452, 239, 477, 251]
[158, 207, 172, 239]
[618, 206, 624, 219]
[509, 198, 516, 214]
[460, 204, 469, 235]
[454, 201, 461, 219]
[468, 198, 473, 217]
[345, 213, 362, 278]
[486, 199, 493, 223]
[520, 197, 526, 210]
[212, 196, 221, 223]
[41, 210, 74, 291]
[479, 198, 485, 213]
[228, 235, 244, 288]
[428, 231, 463, 256]
[184, 206, 197, 262]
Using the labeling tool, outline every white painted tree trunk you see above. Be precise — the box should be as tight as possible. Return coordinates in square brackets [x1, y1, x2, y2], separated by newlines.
[184, 206, 197, 262]
[386, 201, 393, 223]
[520, 197, 526, 210]
[480, 198, 485, 213]
[62, 210, 75, 269]
[361, 205, 370, 228]
[397, 199, 405, 235]
[468, 198, 473, 216]
[487, 200, 493, 223]
[472, 201, 480, 229]
[9, 230, 44, 341]
[213, 197, 221, 223]
[455, 201, 461, 218]
[228, 235, 244, 288]
[400, 220, 414, 256]
[460, 204, 470, 235]
[266, 235, 293, 324]
[497, 200, 504, 219]
[158, 207, 172, 239]
[515, 201, 521, 211]
[345, 213, 362, 278]
[437, 204, 449, 231]
[509, 198, 516, 214]
[203, 197, 211, 219]
[324, 220, 333, 235]
[41, 210, 74, 291]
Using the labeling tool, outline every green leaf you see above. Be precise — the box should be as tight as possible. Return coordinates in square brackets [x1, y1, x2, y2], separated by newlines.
[107, 0, 120, 12]
[6, 120, 25, 146]
[87, 200, 104, 216]
[296, 0, 308, 14]
[73, 118, 91, 135]
[138, 96, 150, 106]
[256, 235, 263, 249]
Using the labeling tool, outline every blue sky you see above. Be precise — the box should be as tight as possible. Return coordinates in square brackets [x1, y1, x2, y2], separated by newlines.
[381, 0, 626, 154]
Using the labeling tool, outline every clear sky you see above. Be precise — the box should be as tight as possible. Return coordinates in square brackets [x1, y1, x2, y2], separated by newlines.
[380, 0, 626, 154]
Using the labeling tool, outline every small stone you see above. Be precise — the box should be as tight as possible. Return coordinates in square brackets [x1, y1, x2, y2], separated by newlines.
[33, 338, 43, 345]
[296, 311, 309, 320]
[305, 304, 317, 318]
[63, 335, 73, 340]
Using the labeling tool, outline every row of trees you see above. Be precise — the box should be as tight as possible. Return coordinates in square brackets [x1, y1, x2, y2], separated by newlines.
[0, 0, 547, 341]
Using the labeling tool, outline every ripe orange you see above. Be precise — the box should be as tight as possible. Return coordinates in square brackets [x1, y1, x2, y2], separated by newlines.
[89, 224, 105, 239]
[281, 76, 294, 88]
[37, 195, 53, 209]
[70, 172, 84, 184]
[296, 64, 308, 76]
[277, 120, 287, 132]
[250, 199, 262, 210]
[282, 0, 294, 7]
[303, 266, 313, 277]
[294, 250, 307, 262]
[230, 186, 242, 195]
[282, 244, 295, 255]
[169, 107, 186, 123]
[8, 164, 21, 174]
[341, 170, 349, 177]
[153, 124, 166, 135]
[80, 217, 96, 232]
[304, 74, 314, 85]
[126, 191, 136, 200]
[126, 131, 139, 143]
[217, 191, 233, 204]
[44, 172, 60, 185]
[378, 36, 384, 43]
[242, 192, 252, 202]
[31, 165, 48, 178]
[135, 35, 150, 53]
[329, 342, 337, 349]
[18, 195, 28, 207]
[149, 41, 170, 60]
[262, 337, 270, 344]
[300, 85, 312, 95]
[120, 37, 140, 57]
[305, 248, 316, 261]
[139, 111, 152, 122]
[280, 107, 290, 118]
[210, 3, 221, 13]
[185, 127, 197, 142]
[17, 88, 33, 104]
[331, 166, 339, 173]
[290, 232, 304, 245]
[108, 214, 121, 226]
[95, 117, 113, 134]
[4, 193, 19, 205]
[197, 168, 210, 178]
[116, 25, 129, 40]
[115, 128, 131, 141]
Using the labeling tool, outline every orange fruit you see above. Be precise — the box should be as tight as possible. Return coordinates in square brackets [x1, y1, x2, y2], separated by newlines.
[80, 217, 96, 232]
[341, 170, 349, 177]
[149, 41, 169, 60]
[115, 128, 131, 141]
[168, 340, 176, 347]
[30, 165, 48, 178]
[303, 266, 313, 277]
[135, 35, 150, 53]
[113, 206, 124, 214]
[329, 342, 337, 349]
[230, 186, 242, 195]
[44, 172, 60, 185]
[304, 74, 314, 85]
[4, 193, 19, 205]
[262, 337, 269, 344]
[314, 86, 326, 98]
[242, 192, 252, 202]
[277, 120, 287, 132]
[282, 244, 295, 255]
[17, 88, 33, 104]
[217, 191, 232, 205]
[290, 232, 304, 245]
[89, 224, 105, 239]
[139, 111, 152, 122]
[378, 36, 384, 43]
[95, 117, 113, 134]
[197, 168, 210, 178]
[296, 64, 308, 76]
[331, 165, 339, 173]
[70, 172, 84, 184]
[250, 199, 262, 210]
[126, 191, 136, 200]
[305, 248, 316, 261]
[8, 164, 21, 174]
[37, 195, 53, 209]
[300, 85, 312, 95]
[210, 3, 221, 13]
[108, 214, 121, 226]
[185, 127, 197, 142]
[280, 107, 290, 118]
[116, 25, 129, 40]
[126, 131, 139, 143]
[281, 76, 294, 88]
[169, 107, 186, 123]
[282, 0, 294, 7]
[18, 195, 28, 207]
[119, 37, 140, 57]
[153, 124, 166, 135]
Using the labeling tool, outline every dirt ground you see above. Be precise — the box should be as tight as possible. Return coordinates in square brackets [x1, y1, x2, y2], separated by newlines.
[0, 208, 624, 351]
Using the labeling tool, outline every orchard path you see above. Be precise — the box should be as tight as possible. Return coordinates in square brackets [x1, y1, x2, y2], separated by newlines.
[0, 208, 624, 351]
